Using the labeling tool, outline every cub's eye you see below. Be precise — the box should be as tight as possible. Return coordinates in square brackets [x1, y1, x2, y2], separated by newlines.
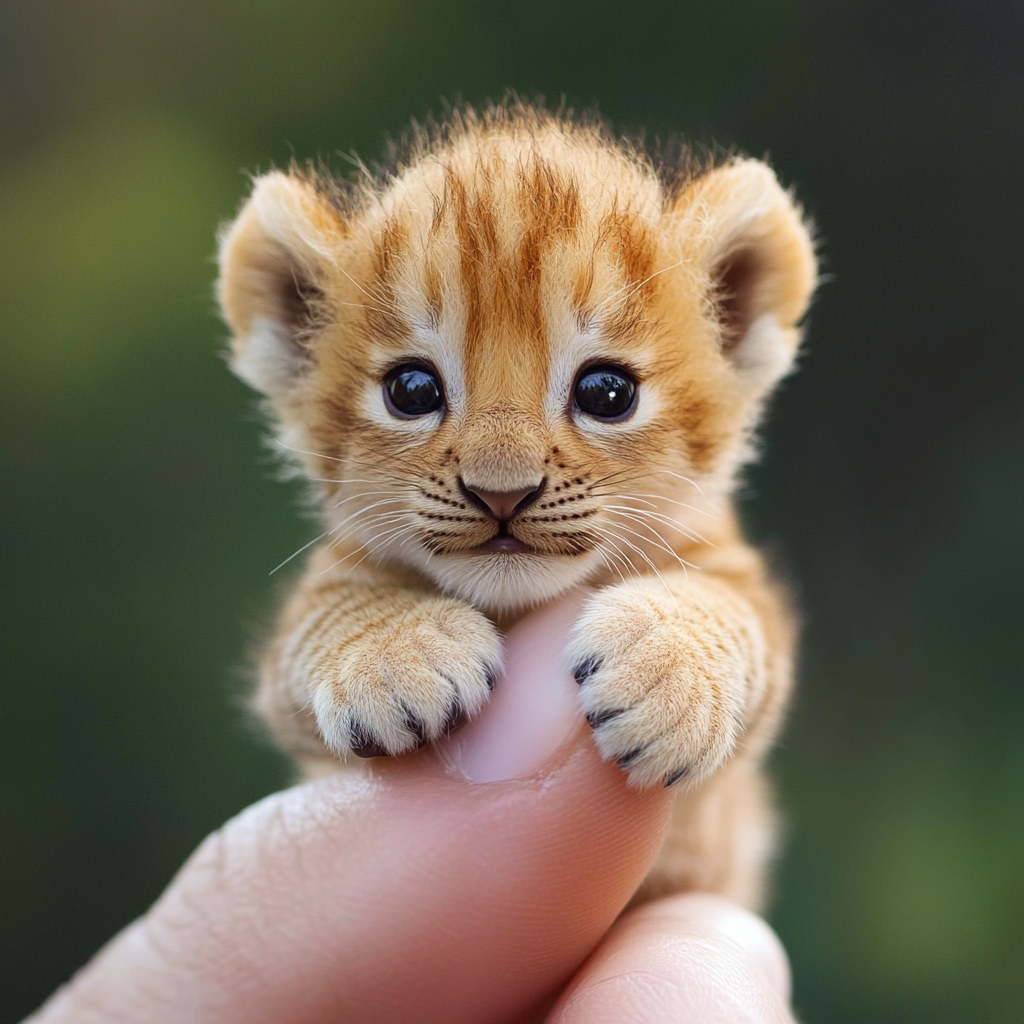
[573, 366, 637, 421]
[383, 364, 445, 418]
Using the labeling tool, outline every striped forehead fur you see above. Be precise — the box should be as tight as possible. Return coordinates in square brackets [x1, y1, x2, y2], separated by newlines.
[303, 103, 684, 358]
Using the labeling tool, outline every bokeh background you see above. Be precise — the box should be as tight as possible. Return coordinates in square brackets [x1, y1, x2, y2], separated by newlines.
[2, 1, 1023, 1020]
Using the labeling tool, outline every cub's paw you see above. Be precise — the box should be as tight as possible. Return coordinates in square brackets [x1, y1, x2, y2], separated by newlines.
[308, 598, 501, 759]
[567, 584, 751, 789]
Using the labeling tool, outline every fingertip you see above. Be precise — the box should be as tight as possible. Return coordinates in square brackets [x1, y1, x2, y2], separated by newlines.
[635, 894, 792, 1004]
[548, 893, 795, 1024]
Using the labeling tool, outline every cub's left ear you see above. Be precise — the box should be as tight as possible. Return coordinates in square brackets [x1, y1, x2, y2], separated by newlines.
[670, 159, 817, 396]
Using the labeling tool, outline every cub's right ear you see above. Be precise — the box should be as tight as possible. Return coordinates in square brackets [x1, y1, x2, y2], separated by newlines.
[217, 171, 343, 398]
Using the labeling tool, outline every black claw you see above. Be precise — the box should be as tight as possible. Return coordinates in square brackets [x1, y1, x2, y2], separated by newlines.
[484, 667, 499, 691]
[350, 725, 388, 759]
[664, 766, 690, 787]
[616, 746, 645, 770]
[573, 658, 601, 685]
[444, 702, 468, 737]
[585, 707, 624, 730]
[402, 709, 428, 749]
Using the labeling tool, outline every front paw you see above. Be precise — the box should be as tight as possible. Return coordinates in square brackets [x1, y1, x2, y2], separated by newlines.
[307, 598, 501, 759]
[567, 584, 752, 789]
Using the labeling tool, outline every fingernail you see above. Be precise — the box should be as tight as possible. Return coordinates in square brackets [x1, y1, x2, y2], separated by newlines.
[439, 589, 589, 782]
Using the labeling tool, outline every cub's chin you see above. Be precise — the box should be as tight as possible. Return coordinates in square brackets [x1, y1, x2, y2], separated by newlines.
[406, 544, 601, 614]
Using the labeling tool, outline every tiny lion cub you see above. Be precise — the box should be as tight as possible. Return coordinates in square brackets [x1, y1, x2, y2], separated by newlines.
[217, 102, 816, 907]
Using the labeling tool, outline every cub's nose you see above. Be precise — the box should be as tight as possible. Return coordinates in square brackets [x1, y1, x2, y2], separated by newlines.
[458, 479, 545, 521]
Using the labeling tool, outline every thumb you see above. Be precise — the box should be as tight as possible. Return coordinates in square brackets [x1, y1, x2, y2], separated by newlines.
[31, 591, 674, 1024]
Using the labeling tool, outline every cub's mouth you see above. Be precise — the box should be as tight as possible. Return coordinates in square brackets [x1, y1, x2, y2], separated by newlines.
[475, 533, 532, 554]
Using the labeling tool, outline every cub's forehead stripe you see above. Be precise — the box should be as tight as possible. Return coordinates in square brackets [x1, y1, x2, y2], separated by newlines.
[355, 156, 661, 428]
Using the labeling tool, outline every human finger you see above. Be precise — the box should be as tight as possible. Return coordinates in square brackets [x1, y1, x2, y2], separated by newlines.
[30, 590, 674, 1024]
[546, 893, 796, 1024]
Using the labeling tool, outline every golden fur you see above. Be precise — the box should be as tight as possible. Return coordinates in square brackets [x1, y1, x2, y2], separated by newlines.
[217, 103, 817, 907]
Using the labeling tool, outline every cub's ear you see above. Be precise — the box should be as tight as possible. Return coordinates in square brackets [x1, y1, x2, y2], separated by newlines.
[217, 171, 343, 397]
[669, 159, 817, 397]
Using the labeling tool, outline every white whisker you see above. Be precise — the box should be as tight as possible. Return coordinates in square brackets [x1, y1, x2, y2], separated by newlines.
[329, 491, 405, 511]
[323, 511, 413, 553]
[599, 514, 695, 574]
[604, 504, 712, 548]
[593, 491, 721, 521]
[593, 524, 682, 614]
[316, 520, 419, 576]
[307, 477, 401, 487]
[269, 528, 334, 576]
[273, 439, 345, 464]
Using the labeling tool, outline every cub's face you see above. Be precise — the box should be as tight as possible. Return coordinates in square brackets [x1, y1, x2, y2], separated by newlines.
[218, 122, 815, 611]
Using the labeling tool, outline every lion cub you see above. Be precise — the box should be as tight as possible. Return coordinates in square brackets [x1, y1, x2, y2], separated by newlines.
[217, 103, 816, 907]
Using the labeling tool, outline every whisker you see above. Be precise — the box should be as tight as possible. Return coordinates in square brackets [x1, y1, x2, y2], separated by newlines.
[346, 523, 425, 572]
[595, 541, 635, 587]
[327, 496, 412, 533]
[329, 491, 405, 511]
[599, 514, 695, 573]
[268, 527, 334, 576]
[273, 439, 345, 464]
[604, 504, 713, 547]
[316, 520, 419, 576]
[307, 477, 402, 487]
[593, 524, 682, 614]
[592, 491, 721, 521]
[271, 500, 409, 575]
[592, 528, 645, 587]
[588, 466, 716, 508]
[323, 510, 413, 553]
[605, 505, 703, 549]
[267, 497, 411, 577]
[646, 468, 712, 499]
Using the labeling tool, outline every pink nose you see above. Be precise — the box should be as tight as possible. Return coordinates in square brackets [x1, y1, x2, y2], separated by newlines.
[460, 480, 544, 520]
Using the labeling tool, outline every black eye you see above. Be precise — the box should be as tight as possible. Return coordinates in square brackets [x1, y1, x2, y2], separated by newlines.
[383, 364, 445, 418]
[573, 366, 637, 421]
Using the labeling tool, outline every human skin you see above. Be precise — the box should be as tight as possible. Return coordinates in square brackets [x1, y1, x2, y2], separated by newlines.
[28, 592, 796, 1024]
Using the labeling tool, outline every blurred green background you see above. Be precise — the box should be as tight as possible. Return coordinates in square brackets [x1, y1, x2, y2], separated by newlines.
[2, 1, 1022, 1020]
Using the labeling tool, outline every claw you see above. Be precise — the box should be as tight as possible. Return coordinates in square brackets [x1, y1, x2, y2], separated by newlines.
[615, 746, 645, 770]
[444, 702, 468, 736]
[585, 706, 624, 729]
[402, 709, 428, 748]
[350, 725, 388, 758]
[573, 658, 601, 685]
[663, 766, 690, 787]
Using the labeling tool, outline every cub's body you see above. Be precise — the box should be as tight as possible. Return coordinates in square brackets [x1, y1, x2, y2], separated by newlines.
[218, 104, 816, 907]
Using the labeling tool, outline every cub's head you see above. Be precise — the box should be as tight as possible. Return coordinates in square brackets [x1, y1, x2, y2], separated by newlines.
[218, 106, 816, 611]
